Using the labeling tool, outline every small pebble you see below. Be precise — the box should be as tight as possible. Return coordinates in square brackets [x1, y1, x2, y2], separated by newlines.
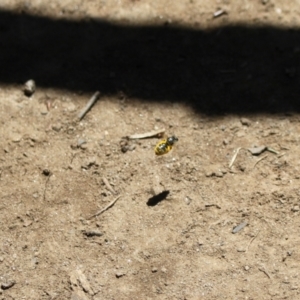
[244, 266, 250, 271]
[240, 118, 251, 126]
[11, 134, 22, 143]
[237, 248, 246, 252]
[292, 205, 299, 212]
[185, 196, 192, 205]
[152, 267, 158, 273]
[282, 276, 290, 284]
[80, 143, 88, 150]
[232, 221, 248, 234]
[52, 124, 62, 132]
[24, 79, 36, 97]
[205, 171, 214, 177]
[77, 138, 87, 147]
[215, 170, 225, 178]
[40, 108, 48, 115]
[42, 169, 51, 176]
[248, 146, 266, 155]
[32, 192, 39, 199]
[128, 144, 136, 151]
[1, 280, 15, 290]
[115, 271, 125, 278]
[23, 220, 32, 227]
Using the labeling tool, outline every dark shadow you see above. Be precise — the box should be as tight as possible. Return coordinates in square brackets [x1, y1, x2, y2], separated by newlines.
[1, 9, 300, 113]
[147, 191, 170, 207]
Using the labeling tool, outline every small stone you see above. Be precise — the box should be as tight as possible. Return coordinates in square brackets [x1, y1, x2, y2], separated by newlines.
[24, 79, 36, 97]
[23, 219, 32, 227]
[52, 123, 62, 132]
[32, 192, 39, 199]
[77, 139, 86, 147]
[161, 267, 167, 273]
[185, 196, 192, 205]
[282, 276, 290, 284]
[128, 144, 136, 151]
[292, 205, 299, 212]
[205, 171, 214, 177]
[1, 280, 16, 290]
[11, 134, 22, 143]
[215, 170, 224, 178]
[152, 267, 158, 273]
[244, 266, 250, 271]
[80, 143, 88, 150]
[42, 169, 51, 176]
[248, 146, 267, 155]
[40, 108, 48, 115]
[238, 164, 246, 172]
[240, 118, 251, 126]
[237, 248, 246, 252]
[116, 271, 125, 278]
[67, 126, 75, 134]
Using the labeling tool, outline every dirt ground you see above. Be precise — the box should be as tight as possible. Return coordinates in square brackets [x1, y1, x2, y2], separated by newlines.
[1, 0, 300, 299]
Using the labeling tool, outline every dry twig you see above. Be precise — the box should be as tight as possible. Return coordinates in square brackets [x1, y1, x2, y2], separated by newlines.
[43, 173, 52, 201]
[258, 266, 271, 279]
[127, 128, 165, 140]
[246, 230, 260, 252]
[87, 195, 121, 219]
[77, 91, 100, 120]
[229, 147, 242, 168]
[102, 177, 116, 195]
[266, 147, 279, 155]
[253, 154, 268, 168]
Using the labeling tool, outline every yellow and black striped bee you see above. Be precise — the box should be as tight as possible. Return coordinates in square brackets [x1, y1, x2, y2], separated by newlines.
[154, 136, 178, 156]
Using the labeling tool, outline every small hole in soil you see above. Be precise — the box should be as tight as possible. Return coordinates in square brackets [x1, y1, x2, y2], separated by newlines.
[147, 191, 170, 206]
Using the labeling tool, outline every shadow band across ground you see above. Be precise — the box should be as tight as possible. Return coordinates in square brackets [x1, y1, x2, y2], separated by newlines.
[1, 9, 300, 114]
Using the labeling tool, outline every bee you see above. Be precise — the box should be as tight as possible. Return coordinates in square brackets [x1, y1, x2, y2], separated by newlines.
[154, 136, 178, 156]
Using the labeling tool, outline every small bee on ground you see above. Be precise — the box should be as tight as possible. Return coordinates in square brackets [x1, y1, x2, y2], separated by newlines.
[154, 136, 178, 156]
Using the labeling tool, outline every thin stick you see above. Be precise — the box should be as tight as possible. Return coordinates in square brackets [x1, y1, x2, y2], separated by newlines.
[266, 147, 279, 155]
[87, 195, 121, 219]
[229, 147, 242, 168]
[102, 177, 116, 195]
[258, 267, 271, 279]
[43, 174, 52, 201]
[77, 91, 100, 120]
[128, 128, 165, 140]
[253, 154, 268, 168]
[246, 230, 260, 252]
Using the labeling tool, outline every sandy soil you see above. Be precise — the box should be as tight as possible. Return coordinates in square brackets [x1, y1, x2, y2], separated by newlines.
[1, 1, 300, 299]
